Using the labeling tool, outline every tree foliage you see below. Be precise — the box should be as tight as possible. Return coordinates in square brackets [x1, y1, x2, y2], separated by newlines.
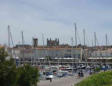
[0, 48, 8, 62]
[17, 64, 39, 86]
[0, 48, 17, 86]
[0, 48, 39, 86]
[76, 71, 112, 86]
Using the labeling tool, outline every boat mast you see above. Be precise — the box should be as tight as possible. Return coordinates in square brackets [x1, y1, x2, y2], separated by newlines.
[21, 31, 24, 45]
[94, 32, 97, 47]
[94, 32, 99, 64]
[71, 37, 74, 73]
[21, 31, 25, 64]
[42, 33, 45, 66]
[7, 25, 17, 64]
[105, 34, 108, 65]
[74, 23, 77, 48]
[8, 25, 11, 47]
[83, 29, 86, 47]
[83, 29, 87, 62]
[105, 34, 108, 47]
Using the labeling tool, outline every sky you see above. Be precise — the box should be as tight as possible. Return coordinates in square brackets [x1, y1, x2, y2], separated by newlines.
[0, 0, 112, 46]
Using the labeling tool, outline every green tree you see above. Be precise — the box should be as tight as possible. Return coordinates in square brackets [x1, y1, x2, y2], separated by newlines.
[0, 47, 40, 86]
[0, 48, 17, 86]
[17, 64, 39, 86]
[0, 47, 8, 62]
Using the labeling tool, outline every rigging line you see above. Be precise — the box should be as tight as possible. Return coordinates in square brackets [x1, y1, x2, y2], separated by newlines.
[86, 36, 90, 46]
[106, 34, 110, 46]
[96, 36, 99, 46]
[8, 26, 16, 59]
[94, 32, 99, 46]
[83, 29, 86, 46]
[8, 25, 10, 47]
[10, 29, 14, 47]
[85, 29, 89, 46]
[77, 30, 81, 45]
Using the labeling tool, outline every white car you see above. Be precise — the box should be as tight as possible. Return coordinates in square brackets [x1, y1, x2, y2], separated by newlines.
[45, 72, 54, 80]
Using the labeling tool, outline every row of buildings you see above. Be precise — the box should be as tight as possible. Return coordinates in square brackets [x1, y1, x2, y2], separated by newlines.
[5, 38, 112, 65]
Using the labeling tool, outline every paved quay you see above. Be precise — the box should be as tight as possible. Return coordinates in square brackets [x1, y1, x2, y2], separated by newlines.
[38, 74, 89, 86]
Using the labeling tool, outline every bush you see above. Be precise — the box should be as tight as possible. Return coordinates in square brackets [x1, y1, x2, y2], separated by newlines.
[75, 71, 112, 86]
[94, 67, 101, 72]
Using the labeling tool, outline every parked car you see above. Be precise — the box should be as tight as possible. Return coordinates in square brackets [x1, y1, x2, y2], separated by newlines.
[45, 72, 54, 80]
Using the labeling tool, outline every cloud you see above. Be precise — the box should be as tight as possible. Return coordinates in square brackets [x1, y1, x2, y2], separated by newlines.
[0, 0, 112, 46]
